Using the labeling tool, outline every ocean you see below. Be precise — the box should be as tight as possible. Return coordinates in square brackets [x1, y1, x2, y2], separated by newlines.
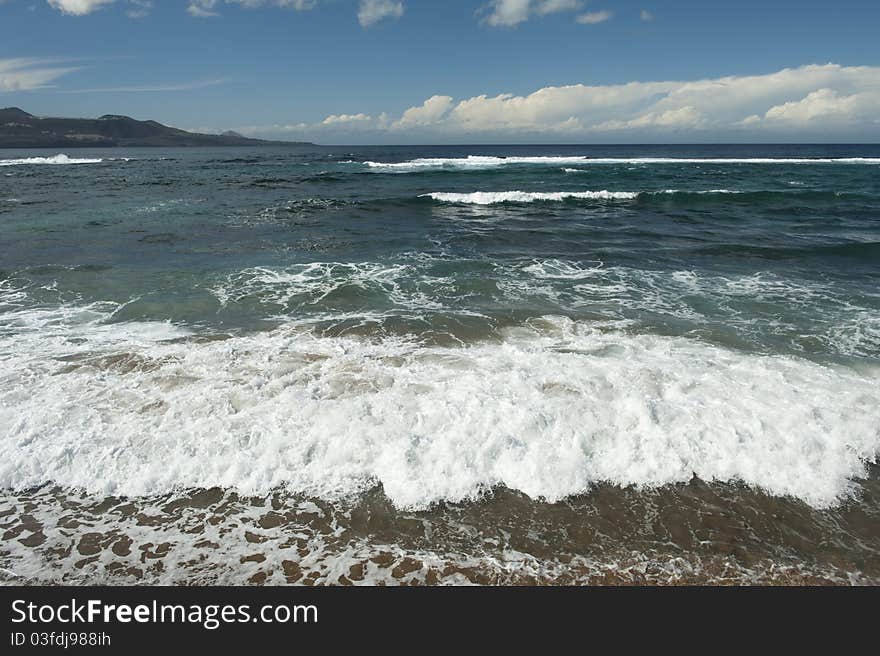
[1, 144, 878, 585]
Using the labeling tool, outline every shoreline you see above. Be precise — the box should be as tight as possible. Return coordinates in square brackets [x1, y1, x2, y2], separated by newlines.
[3, 477, 878, 586]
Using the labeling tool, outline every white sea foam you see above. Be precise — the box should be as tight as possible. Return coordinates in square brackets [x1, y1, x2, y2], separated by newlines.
[423, 188, 819, 204]
[423, 191, 638, 204]
[504, 261, 880, 356]
[521, 259, 605, 280]
[555, 183, 748, 194]
[0, 154, 104, 166]
[568, 157, 880, 165]
[361, 156, 880, 171]
[0, 289, 878, 509]
[659, 189, 744, 194]
[364, 156, 597, 171]
[212, 261, 448, 312]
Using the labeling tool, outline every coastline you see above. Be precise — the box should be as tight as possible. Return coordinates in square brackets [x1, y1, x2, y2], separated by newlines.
[3, 477, 878, 586]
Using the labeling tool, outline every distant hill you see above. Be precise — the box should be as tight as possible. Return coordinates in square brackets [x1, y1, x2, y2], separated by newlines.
[0, 108, 311, 148]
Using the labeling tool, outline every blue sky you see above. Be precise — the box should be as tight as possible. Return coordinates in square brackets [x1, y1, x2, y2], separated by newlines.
[1, 1, 879, 143]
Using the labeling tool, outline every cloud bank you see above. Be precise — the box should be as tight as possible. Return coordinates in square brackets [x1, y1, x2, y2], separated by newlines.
[233, 64, 880, 143]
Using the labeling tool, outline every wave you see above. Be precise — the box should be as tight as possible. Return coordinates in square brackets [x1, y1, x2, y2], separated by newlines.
[650, 189, 877, 203]
[565, 157, 880, 165]
[423, 191, 638, 204]
[422, 188, 872, 205]
[363, 156, 596, 171]
[211, 261, 446, 312]
[0, 154, 104, 166]
[659, 189, 743, 195]
[507, 261, 880, 357]
[206, 255, 880, 358]
[360, 155, 880, 172]
[0, 286, 877, 510]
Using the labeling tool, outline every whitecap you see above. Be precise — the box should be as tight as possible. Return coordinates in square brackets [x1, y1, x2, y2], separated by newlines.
[0, 298, 877, 510]
[361, 155, 880, 172]
[422, 190, 638, 204]
[0, 154, 104, 166]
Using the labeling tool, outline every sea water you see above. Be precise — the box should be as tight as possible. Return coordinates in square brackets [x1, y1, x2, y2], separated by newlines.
[1, 144, 878, 584]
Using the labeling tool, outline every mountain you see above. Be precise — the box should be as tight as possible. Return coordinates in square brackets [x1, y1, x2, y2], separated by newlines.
[0, 108, 310, 148]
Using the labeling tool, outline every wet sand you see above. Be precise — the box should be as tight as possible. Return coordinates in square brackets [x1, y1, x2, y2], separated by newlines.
[3, 468, 878, 585]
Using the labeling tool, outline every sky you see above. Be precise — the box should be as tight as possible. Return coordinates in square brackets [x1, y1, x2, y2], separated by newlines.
[1, 0, 879, 144]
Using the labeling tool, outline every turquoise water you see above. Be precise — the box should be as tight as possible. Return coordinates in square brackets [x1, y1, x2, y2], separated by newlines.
[3, 145, 879, 360]
[1, 145, 878, 584]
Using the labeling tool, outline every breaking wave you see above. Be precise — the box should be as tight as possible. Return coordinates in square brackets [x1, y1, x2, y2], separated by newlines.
[361, 155, 880, 172]
[0, 284, 877, 510]
[0, 154, 105, 166]
[423, 191, 638, 204]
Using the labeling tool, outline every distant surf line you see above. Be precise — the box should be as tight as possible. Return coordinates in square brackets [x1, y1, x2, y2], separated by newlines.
[361, 155, 880, 171]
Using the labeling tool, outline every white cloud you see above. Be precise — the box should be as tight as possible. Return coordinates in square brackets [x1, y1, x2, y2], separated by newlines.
[483, 0, 582, 27]
[61, 78, 228, 93]
[393, 94, 453, 127]
[762, 88, 870, 124]
[187, 0, 216, 16]
[640, 9, 653, 21]
[534, 0, 580, 15]
[576, 9, 611, 24]
[127, 0, 152, 18]
[185, 0, 400, 27]
[46, 0, 115, 15]
[187, 0, 218, 16]
[44, 0, 156, 17]
[597, 105, 704, 130]
[187, 0, 318, 18]
[322, 112, 372, 124]
[483, 0, 529, 26]
[235, 64, 880, 143]
[232, 0, 317, 7]
[0, 57, 81, 92]
[358, 0, 404, 27]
